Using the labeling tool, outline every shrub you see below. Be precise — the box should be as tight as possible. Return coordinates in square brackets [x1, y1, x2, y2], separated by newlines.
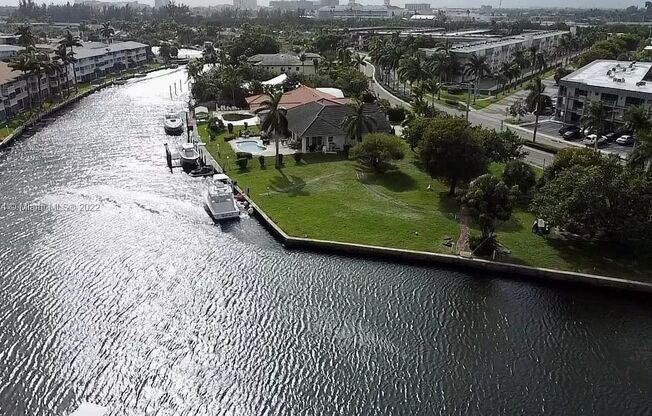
[503, 160, 536, 194]
[225, 135, 236, 142]
[445, 99, 458, 107]
[350, 133, 405, 173]
[386, 106, 406, 124]
[243, 121, 248, 130]
[447, 87, 465, 95]
[258, 155, 265, 167]
[235, 158, 248, 170]
[235, 151, 253, 159]
[293, 152, 303, 163]
[227, 123, 234, 133]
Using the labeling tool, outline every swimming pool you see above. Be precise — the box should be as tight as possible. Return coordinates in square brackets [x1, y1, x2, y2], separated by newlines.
[235, 140, 266, 154]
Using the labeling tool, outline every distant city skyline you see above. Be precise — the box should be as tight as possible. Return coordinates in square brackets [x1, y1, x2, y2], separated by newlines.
[0, 0, 644, 8]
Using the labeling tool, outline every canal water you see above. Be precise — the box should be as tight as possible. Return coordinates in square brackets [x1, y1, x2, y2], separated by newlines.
[0, 69, 650, 416]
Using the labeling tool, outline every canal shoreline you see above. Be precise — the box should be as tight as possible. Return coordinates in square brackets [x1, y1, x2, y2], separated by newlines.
[0, 65, 174, 150]
[234, 181, 652, 295]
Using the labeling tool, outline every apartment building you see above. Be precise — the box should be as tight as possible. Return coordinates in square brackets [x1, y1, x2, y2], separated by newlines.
[233, 0, 257, 9]
[317, 3, 408, 19]
[420, 30, 568, 80]
[557, 60, 652, 126]
[71, 41, 148, 82]
[247, 53, 322, 76]
[0, 61, 74, 123]
[0, 45, 24, 60]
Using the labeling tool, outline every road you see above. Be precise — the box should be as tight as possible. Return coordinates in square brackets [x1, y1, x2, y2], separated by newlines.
[362, 60, 633, 167]
[362, 60, 556, 168]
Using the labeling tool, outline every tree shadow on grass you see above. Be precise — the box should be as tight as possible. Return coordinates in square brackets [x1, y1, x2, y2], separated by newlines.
[436, 191, 459, 218]
[366, 169, 418, 192]
[497, 215, 524, 233]
[268, 168, 309, 197]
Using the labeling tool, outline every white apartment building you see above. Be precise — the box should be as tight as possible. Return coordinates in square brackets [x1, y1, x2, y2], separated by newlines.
[247, 53, 322, 76]
[557, 60, 652, 126]
[71, 41, 148, 82]
[0, 45, 24, 60]
[0, 61, 75, 123]
[233, 0, 257, 9]
[420, 30, 568, 80]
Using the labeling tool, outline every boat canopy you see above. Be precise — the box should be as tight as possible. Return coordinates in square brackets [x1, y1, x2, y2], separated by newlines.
[213, 173, 230, 182]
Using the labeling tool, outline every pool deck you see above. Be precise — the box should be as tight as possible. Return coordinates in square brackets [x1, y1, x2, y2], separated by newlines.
[230, 137, 297, 157]
[217, 110, 260, 127]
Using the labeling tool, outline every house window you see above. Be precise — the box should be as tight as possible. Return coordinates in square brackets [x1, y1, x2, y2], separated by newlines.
[328, 136, 334, 143]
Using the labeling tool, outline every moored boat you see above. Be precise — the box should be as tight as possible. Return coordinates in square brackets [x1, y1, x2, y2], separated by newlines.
[205, 174, 240, 221]
[164, 112, 184, 135]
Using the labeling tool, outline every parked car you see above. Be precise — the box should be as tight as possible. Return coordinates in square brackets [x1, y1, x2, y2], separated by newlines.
[563, 129, 582, 140]
[558, 125, 580, 135]
[616, 135, 635, 146]
[583, 134, 609, 148]
[605, 132, 618, 142]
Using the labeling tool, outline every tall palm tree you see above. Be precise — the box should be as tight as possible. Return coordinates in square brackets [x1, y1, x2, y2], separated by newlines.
[54, 44, 72, 95]
[398, 54, 428, 96]
[427, 52, 447, 99]
[581, 101, 610, 150]
[100, 22, 114, 44]
[186, 58, 204, 85]
[498, 61, 516, 92]
[353, 53, 366, 71]
[422, 79, 440, 108]
[629, 131, 652, 172]
[526, 77, 546, 143]
[59, 31, 82, 92]
[9, 52, 35, 113]
[528, 45, 539, 71]
[15, 24, 35, 47]
[463, 54, 490, 102]
[341, 100, 377, 145]
[254, 91, 288, 168]
[623, 105, 650, 140]
[299, 52, 306, 75]
[513, 49, 529, 86]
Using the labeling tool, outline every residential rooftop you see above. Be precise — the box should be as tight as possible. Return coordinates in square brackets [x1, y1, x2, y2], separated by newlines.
[71, 41, 148, 60]
[248, 53, 320, 67]
[560, 60, 652, 94]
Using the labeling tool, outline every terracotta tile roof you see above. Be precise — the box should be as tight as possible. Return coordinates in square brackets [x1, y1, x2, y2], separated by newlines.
[246, 85, 351, 111]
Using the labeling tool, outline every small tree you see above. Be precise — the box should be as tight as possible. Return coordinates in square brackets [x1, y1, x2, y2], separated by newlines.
[235, 158, 249, 170]
[350, 133, 405, 173]
[476, 128, 525, 162]
[458, 174, 515, 242]
[402, 114, 430, 151]
[508, 99, 528, 121]
[503, 160, 536, 194]
[227, 123, 234, 134]
[419, 117, 488, 195]
[258, 155, 265, 168]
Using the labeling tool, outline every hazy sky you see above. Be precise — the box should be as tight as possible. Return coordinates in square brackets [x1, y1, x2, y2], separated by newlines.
[0, 0, 643, 9]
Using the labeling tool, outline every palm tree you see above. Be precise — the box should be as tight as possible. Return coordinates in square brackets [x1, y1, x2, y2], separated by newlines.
[15, 24, 35, 47]
[427, 52, 448, 99]
[159, 42, 171, 62]
[422, 79, 440, 108]
[341, 100, 377, 145]
[353, 53, 366, 71]
[336, 47, 352, 67]
[253, 91, 288, 168]
[526, 77, 546, 143]
[528, 45, 539, 71]
[463, 54, 490, 102]
[398, 54, 428, 96]
[513, 49, 529, 86]
[59, 31, 81, 92]
[623, 105, 650, 140]
[499, 61, 516, 92]
[186, 58, 204, 85]
[581, 101, 610, 150]
[100, 22, 114, 44]
[299, 52, 306, 75]
[629, 131, 652, 171]
[9, 52, 35, 113]
[54, 44, 71, 95]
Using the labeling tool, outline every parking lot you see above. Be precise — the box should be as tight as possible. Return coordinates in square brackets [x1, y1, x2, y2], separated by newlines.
[520, 120, 634, 158]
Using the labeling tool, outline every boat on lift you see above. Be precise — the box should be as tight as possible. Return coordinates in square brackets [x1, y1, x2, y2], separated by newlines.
[205, 174, 240, 221]
[178, 142, 200, 169]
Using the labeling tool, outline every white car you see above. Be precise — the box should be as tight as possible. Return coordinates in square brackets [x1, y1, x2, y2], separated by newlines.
[616, 135, 635, 146]
[583, 134, 608, 148]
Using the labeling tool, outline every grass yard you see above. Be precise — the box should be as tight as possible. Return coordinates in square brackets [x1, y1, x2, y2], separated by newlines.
[201, 127, 652, 280]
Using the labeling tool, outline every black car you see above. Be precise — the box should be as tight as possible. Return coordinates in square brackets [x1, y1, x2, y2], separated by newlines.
[563, 129, 582, 140]
[559, 125, 580, 135]
[605, 132, 618, 142]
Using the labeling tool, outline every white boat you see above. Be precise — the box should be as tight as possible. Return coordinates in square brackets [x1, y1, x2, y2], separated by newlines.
[178, 142, 199, 169]
[205, 174, 240, 221]
[164, 112, 184, 135]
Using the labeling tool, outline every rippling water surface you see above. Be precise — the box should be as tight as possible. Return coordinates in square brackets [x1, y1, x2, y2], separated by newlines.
[1, 69, 651, 416]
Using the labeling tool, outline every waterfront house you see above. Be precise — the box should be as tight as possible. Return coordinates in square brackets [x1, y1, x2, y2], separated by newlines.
[286, 99, 391, 153]
[246, 85, 349, 112]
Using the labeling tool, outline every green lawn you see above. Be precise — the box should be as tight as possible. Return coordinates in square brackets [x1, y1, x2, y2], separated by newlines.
[200, 127, 652, 280]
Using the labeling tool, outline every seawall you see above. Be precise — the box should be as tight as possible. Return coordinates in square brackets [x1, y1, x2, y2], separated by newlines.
[236, 183, 652, 295]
